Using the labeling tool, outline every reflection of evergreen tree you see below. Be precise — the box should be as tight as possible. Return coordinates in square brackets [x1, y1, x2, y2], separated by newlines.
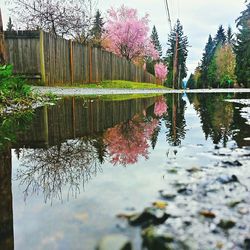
[190, 93, 234, 145]
[163, 94, 187, 146]
[230, 101, 250, 147]
[92, 135, 107, 164]
[150, 121, 161, 149]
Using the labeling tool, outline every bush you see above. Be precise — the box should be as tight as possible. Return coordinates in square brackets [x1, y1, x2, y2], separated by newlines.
[0, 65, 31, 99]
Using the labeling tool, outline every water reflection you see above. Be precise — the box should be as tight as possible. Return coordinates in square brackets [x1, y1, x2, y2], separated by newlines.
[17, 138, 102, 203]
[164, 94, 187, 146]
[15, 96, 168, 202]
[0, 93, 250, 249]
[189, 93, 250, 147]
[0, 148, 14, 250]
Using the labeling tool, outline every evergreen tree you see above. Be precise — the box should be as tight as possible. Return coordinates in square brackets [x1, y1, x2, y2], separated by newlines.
[164, 19, 189, 88]
[214, 25, 226, 46]
[146, 58, 155, 75]
[226, 26, 235, 45]
[235, 3, 250, 87]
[91, 10, 104, 46]
[150, 25, 163, 58]
[207, 55, 218, 87]
[187, 73, 195, 89]
[6, 17, 14, 31]
[200, 35, 215, 88]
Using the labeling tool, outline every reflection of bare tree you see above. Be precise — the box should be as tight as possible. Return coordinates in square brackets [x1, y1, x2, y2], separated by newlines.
[16, 137, 103, 203]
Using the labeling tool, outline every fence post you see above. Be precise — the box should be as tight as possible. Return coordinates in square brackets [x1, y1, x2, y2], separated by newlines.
[0, 8, 6, 65]
[70, 40, 74, 85]
[89, 45, 92, 83]
[39, 30, 46, 85]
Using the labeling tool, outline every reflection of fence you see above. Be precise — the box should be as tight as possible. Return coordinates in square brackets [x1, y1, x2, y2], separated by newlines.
[16, 97, 156, 148]
[4, 30, 156, 86]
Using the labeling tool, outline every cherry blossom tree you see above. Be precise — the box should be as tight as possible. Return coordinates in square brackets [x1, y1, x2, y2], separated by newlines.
[154, 62, 168, 81]
[102, 5, 159, 62]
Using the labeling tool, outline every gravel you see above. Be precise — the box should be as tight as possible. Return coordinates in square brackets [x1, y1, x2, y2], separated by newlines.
[32, 86, 250, 96]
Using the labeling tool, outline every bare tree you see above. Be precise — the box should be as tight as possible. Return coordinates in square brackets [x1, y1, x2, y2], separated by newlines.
[7, 0, 98, 42]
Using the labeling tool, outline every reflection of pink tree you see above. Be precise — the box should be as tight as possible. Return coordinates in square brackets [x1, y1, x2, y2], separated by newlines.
[104, 115, 158, 165]
[154, 97, 168, 117]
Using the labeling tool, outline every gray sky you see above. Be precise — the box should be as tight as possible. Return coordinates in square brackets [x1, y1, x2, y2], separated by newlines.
[0, 0, 247, 76]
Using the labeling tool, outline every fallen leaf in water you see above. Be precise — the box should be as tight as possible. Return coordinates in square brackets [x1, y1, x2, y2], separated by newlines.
[199, 210, 216, 218]
[152, 201, 168, 209]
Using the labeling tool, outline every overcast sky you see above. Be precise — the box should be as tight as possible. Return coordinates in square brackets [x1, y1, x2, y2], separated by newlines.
[0, 0, 247, 76]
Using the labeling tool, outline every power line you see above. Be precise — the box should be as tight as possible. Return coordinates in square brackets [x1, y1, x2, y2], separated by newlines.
[164, 0, 172, 31]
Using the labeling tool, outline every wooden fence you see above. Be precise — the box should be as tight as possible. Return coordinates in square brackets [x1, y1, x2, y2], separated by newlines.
[3, 30, 157, 86]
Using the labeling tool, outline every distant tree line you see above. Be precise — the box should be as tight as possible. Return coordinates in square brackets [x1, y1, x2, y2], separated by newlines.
[187, 2, 250, 89]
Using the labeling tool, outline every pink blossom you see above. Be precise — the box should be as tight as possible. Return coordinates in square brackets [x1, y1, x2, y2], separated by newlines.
[102, 5, 159, 62]
[154, 63, 168, 81]
[154, 97, 168, 117]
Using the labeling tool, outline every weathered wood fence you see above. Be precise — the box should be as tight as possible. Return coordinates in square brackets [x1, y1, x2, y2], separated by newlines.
[3, 30, 157, 86]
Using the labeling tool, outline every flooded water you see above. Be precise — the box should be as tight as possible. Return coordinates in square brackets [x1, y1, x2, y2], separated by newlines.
[0, 93, 250, 250]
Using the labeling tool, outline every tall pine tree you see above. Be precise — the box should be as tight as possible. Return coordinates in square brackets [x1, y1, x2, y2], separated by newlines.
[214, 25, 226, 47]
[226, 26, 235, 45]
[200, 35, 215, 87]
[91, 10, 104, 46]
[6, 17, 14, 31]
[164, 19, 189, 88]
[235, 3, 250, 87]
[150, 25, 163, 58]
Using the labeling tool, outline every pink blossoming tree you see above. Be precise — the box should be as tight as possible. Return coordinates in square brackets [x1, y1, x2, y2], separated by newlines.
[154, 63, 168, 81]
[102, 5, 159, 62]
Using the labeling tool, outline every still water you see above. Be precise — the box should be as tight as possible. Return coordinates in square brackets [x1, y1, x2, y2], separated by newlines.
[0, 93, 250, 250]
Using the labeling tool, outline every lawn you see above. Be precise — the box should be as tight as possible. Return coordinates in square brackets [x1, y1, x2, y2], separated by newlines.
[73, 80, 168, 89]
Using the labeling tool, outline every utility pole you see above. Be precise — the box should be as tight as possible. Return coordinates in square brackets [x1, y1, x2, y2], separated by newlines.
[164, 0, 172, 31]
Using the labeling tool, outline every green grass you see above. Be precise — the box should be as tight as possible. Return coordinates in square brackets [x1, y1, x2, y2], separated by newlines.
[75, 93, 162, 101]
[72, 80, 169, 89]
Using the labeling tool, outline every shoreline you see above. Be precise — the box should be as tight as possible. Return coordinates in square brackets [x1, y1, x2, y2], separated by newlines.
[32, 86, 250, 96]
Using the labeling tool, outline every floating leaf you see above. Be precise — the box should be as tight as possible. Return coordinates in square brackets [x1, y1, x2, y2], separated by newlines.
[152, 201, 168, 209]
[199, 210, 216, 218]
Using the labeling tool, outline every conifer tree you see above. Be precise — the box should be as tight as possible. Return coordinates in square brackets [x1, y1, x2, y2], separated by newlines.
[214, 25, 226, 46]
[91, 10, 104, 46]
[187, 73, 195, 89]
[200, 35, 215, 87]
[6, 17, 14, 31]
[235, 3, 250, 87]
[164, 19, 189, 88]
[150, 25, 162, 58]
[226, 26, 235, 45]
